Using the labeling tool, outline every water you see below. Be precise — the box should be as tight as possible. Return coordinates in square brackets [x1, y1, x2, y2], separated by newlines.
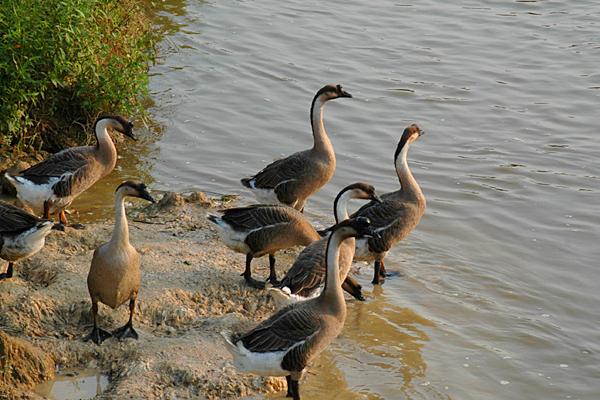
[34, 369, 109, 400]
[72, 0, 600, 398]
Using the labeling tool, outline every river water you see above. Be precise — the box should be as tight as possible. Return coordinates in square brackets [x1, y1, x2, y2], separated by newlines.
[73, 0, 600, 399]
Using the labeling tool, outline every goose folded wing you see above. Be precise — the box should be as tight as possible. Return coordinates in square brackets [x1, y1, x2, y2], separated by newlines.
[250, 152, 306, 190]
[0, 203, 42, 234]
[239, 305, 321, 353]
[219, 205, 298, 231]
[280, 240, 327, 295]
[353, 202, 410, 254]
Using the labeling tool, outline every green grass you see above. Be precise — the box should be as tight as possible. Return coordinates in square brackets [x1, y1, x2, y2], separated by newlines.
[0, 0, 158, 152]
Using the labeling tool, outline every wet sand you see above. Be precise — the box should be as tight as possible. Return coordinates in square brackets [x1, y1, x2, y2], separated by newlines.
[0, 192, 303, 399]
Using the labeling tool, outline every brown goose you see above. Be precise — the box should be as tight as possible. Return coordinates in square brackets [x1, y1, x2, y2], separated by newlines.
[84, 181, 155, 345]
[349, 124, 426, 284]
[0, 202, 53, 281]
[208, 204, 320, 289]
[222, 217, 375, 400]
[4, 115, 135, 229]
[269, 183, 381, 308]
[241, 84, 352, 212]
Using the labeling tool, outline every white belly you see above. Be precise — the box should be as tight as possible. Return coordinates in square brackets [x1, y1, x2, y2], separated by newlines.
[0, 223, 52, 261]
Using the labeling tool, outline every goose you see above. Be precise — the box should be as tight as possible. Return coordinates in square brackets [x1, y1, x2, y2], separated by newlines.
[241, 84, 352, 212]
[4, 115, 135, 229]
[84, 181, 155, 345]
[208, 204, 320, 289]
[0, 202, 54, 281]
[221, 217, 375, 400]
[343, 124, 426, 284]
[269, 182, 381, 308]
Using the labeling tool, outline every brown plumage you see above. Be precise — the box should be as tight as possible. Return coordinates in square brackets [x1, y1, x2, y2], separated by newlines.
[350, 124, 426, 284]
[270, 183, 381, 306]
[208, 204, 320, 289]
[4, 115, 135, 228]
[222, 218, 375, 400]
[0, 202, 53, 280]
[84, 181, 155, 345]
[241, 84, 352, 211]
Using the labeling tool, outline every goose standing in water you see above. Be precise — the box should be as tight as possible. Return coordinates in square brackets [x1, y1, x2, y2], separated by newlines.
[208, 205, 320, 289]
[222, 217, 375, 400]
[269, 183, 381, 308]
[0, 202, 54, 281]
[348, 124, 426, 284]
[241, 84, 352, 212]
[4, 115, 135, 229]
[84, 181, 155, 345]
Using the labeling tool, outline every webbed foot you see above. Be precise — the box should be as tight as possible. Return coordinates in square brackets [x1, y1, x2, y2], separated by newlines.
[83, 327, 112, 345]
[113, 323, 138, 341]
[244, 276, 266, 289]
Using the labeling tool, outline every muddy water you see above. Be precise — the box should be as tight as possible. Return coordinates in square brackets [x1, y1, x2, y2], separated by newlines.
[34, 369, 109, 400]
[72, 0, 600, 399]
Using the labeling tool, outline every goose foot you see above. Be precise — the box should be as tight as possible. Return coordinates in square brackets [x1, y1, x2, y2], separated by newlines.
[83, 327, 112, 345]
[268, 276, 281, 286]
[244, 276, 266, 289]
[113, 323, 138, 341]
[0, 263, 14, 281]
[70, 223, 85, 230]
[52, 223, 66, 231]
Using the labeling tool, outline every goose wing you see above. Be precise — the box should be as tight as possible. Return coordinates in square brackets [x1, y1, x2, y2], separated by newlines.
[219, 204, 301, 232]
[351, 200, 411, 254]
[239, 303, 322, 353]
[278, 239, 328, 296]
[19, 148, 98, 197]
[0, 202, 42, 234]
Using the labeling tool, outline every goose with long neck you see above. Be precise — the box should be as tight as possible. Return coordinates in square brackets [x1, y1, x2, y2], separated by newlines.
[208, 204, 320, 289]
[348, 124, 426, 284]
[0, 202, 54, 281]
[4, 115, 135, 229]
[241, 84, 352, 212]
[269, 183, 381, 308]
[222, 217, 375, 400]
[84, 181, 155, 345]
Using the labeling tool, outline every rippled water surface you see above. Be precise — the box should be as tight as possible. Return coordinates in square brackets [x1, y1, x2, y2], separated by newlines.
[75, 0, 600, 398]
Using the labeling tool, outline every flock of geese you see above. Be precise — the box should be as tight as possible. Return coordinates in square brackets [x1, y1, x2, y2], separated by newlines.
[0, 84, 425, 399]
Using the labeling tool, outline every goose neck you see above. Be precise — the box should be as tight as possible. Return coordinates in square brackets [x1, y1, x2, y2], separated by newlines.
[395, 142, 424, 202]
[109, 191, 130, 248]
[310, 97, 334, 156]
[333, 190, 353, 224]
[94, 119, 118, 172]
[320, 229, 347, 312]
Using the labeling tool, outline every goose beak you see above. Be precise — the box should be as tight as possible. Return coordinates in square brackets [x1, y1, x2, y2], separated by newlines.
[361, 227, 380, 240]
[418, 129, 425, 137]
[139, 190, 156, 203]
[123, 122, 137, 141]
[340, 90, 352, 98]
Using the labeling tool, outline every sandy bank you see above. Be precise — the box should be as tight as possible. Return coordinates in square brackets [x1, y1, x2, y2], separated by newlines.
[0, 192, 304, 399]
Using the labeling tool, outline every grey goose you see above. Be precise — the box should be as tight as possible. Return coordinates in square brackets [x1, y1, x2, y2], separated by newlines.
[0, 202, 53, 281]
[222, 217, 376, 400]
[4, 115, 135, 229]
[84, 181, 155, 345]
[269, 182, 381, 308]
[346, 124, 426, 284]
[241, 84, 352, 212]
[208, 204, 320, 289]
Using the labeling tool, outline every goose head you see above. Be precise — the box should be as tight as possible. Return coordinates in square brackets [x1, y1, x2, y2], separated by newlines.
[394, 124, 424, 161]
[342, 182, 381, 203]
[116, 181, 156, 203]
[95, 115, 136, 140]
[332, 216, 377, 240]
[316, 84, 353, 103]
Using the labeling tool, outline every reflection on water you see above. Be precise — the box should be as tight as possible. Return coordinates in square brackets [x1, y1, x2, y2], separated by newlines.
[34, 369, 109, 400]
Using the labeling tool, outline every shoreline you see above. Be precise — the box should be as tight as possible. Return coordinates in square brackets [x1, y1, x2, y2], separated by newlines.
[0, 192, 300, 399]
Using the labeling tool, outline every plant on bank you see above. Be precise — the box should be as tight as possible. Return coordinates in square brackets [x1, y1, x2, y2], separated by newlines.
[0, 0, 157, 152]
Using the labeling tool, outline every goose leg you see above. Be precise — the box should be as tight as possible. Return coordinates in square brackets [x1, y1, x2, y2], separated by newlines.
[268, 254, 280, 285]
[43, 201, 51, 220]
[0, 262, 14, 281]
[290, 378, 300, 400]
[58, 210, 85, 230]
[342, 276, 365, 301]
[285, 375, 293, 397]
[372, 260, 384, 284]
[242, 253, 266, 289]
[113, 297, 139, 340]
[83, 300, 111, 345]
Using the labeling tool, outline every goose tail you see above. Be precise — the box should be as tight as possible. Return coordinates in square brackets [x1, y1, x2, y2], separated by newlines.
[240, 177, 254, 188]
[267, 287, 294, 309]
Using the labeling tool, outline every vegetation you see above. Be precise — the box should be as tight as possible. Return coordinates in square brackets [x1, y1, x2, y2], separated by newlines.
[0, 0, 158, 153]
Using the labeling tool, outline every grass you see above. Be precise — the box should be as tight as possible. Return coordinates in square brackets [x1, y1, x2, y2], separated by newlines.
[0, 0, 159, 153]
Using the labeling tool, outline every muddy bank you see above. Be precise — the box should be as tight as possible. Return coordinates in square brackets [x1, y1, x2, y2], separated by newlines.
[0, 192, 303, 399]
